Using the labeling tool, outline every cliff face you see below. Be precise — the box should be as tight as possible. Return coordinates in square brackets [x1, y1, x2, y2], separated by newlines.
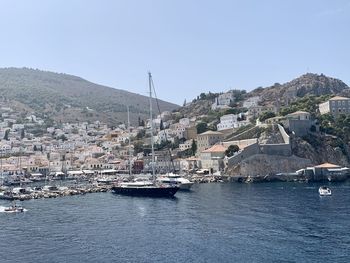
[226, 133, 350, 178]
[228, 154, 312, 176]
[291, 135, 350, 167]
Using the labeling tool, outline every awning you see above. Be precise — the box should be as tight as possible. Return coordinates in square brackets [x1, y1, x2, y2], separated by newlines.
[67, 171, 84, 175]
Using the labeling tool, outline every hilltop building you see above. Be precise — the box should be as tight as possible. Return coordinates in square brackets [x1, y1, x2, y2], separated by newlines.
[211, 92, 235, 110]
[282, 111, 316, 136]
[319, 96, 350, 117]
[243, 96, 261, 109]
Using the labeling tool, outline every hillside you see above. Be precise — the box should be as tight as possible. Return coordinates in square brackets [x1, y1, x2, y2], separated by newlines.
[250, 73, 350, 106]
[0, 68, 179, 125]
[174, 73, 350, 120]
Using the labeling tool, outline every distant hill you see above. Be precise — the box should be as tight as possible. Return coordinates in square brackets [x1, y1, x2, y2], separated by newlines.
[250, 73, 350, 106]
[0, 68, 179, 125]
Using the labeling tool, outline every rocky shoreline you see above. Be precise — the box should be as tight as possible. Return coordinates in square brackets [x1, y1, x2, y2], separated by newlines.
[225, 173, 350, 183]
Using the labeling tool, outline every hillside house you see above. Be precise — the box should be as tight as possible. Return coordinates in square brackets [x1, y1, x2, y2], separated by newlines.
[211, 92, 235, 110]
[243, 96, 261, 109]
[197, 130, 224, 153]
[319, 96, 350, 117]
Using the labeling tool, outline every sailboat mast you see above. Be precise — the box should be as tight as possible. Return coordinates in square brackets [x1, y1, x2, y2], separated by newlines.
[127, 105, 132, 176]
[148, 72, 155, 178]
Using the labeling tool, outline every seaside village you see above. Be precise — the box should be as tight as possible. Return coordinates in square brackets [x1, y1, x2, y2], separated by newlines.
[0, 92, 350, 199]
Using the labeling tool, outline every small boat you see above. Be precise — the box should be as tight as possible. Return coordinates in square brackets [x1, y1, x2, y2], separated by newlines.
[319, 186, 332, 196]
[3, 202, 25, 213]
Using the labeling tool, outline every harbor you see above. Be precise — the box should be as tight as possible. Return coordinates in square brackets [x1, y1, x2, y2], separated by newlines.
[0, 172, 226, 202]
[1, 182, 349, 263]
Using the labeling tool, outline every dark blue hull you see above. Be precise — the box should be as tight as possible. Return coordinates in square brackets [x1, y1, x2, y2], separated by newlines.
[111, 186, 179, 197]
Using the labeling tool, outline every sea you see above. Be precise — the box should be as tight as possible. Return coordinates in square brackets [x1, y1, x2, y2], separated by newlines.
[0, 182, 349, 263]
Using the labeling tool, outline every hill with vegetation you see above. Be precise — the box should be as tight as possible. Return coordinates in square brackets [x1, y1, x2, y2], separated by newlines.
[172, 73, 350, 168]
[0, 68, 179, 125]
[250, 73, 349, 106]
[172, 73, 350, 127]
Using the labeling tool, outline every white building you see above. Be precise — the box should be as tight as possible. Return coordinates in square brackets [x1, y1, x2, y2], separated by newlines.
[12, 124, 25, 131]
[211, 92, 235, 110]
[179, 139, 193, 151]
[243, 96, 261, 109]
[179, 118, 190, 127]
[217, 114, 249, 131]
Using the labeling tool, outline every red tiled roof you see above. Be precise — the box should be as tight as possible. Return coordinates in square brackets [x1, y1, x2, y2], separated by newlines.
[314, 162, 341, 168]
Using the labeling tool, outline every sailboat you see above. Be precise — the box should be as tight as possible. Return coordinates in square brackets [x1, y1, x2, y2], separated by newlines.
[111, 73, 179, 197]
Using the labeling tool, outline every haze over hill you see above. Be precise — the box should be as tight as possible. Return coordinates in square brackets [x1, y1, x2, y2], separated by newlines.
[0, 68, 179, 125]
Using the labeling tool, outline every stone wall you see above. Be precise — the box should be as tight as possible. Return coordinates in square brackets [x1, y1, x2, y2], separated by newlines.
[278, 124, 290, 144]
[227, 154, 312, 177]
[226, 142, 260, 167]
[259, 144, 292, 156]
[222, 138, 258, 150]
[284, 119, 313, 136]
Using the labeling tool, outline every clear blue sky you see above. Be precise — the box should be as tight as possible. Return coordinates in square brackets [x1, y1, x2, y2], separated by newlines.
[0, 0, 349, 105]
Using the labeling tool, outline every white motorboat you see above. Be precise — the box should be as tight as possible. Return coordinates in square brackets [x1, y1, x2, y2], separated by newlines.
[158, 173, 194, 190]
[319, 186, 332, 196]
[2, 202, 26, 213]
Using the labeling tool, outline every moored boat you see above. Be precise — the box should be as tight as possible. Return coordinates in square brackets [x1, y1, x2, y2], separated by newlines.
[111, 73, 179, 198]
[157, 173, 194, 190]
[112, 181, 178, 197]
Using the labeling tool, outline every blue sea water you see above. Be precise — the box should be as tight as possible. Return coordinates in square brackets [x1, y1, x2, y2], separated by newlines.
[0, 182, 349, 263]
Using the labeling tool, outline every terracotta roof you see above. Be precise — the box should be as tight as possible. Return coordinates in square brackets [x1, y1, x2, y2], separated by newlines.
[314, 162, 341, 168]
[287, 111, 310, 115]
[186, 157, 199, 161]
[329, 96, 350, 101]
[202, 144, 227, 153]
[198, 130, 223, 136]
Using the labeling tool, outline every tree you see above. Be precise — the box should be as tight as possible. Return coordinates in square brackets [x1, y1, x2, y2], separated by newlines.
[225, 145, 239, 157]
[191, 140, 197, 155]
[259, 111, 276, 122]
[196, 122, 208, 134]
[160, 119, 164, 130]
[136, 129, 146, 139]
[20, 129, 25, 139]
[3, 129, 10, 141]
[58, 134, 67, 141]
